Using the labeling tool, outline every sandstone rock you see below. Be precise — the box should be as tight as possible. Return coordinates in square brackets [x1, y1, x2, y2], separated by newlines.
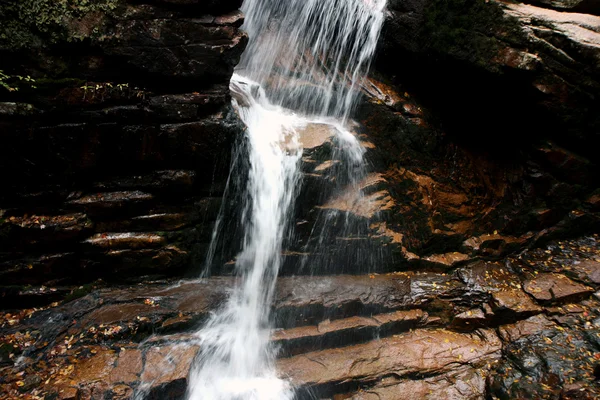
[274, 274, 412, 327]
[489, 320, 600, 399]
[109, 349, 143, 385]
[140, 344, 199, 399]
[317, 173, 393, 219]
[491, 289, 543, 315]
[527, 0, 598, 13]
[79, 303, 170, 327]
[451, 308, 487, 330]
[423, 252, 470, 268]
[277, 329, 502, 391]
[347, 366, 488, 400]
[463, 234, 526, 258]
[95, 212, 193, 233]
[498, 314, 557, 342]
[296, 123, 336, 150]
[67, 191, 154, 216]
[0, 253, 79, 286]
[83, 233, 166, 250]
[0, 213, 93, 253]
[111, 384, 134, 400]
[570, 260, 600, 284]
[368, 0, 600, 266]
[68, 349, 118, 385]
[272, 310, 426, 356]
[524, 273, 594, 302]
[58, 387, 79, 400]
[0, 0, 247, 296]
[459, 261, 522, 290]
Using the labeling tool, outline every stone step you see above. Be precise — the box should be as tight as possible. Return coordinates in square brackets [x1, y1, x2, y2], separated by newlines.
[144, 309, 432, 358]
[6, 273, 448, 350]
[277, 328, 502, 398]
[272, 309, 430, 357]
[44, 328, 502, 400]
[10, 263, 572, 341]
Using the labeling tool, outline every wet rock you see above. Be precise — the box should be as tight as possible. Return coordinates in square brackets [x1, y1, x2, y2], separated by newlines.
[102, 10, 247, 83]
[278, 329, 502, 394]
[0, 253, 80, 286]
[0, 0, 248, 295]
[570, 260, 600, 284]
[361, 0, 600, 266]
[94, 170, 196, 192]
[382, 0, 600, 149]
[95, 212, 193, 233]
[491, 289, 543, 316]
[451, 308, 488, 330]
[58, 387, 79, 400]
[0, 213, 93, 251]
[68, 349, 118, 386]
[317, 174, 393, 219]
[458, 261, 543, 317]
[524, 273, 594, 303]
[273, 310, 427, 356]
[0, 102, 37, 117]
[274, 274, 412, 327]
[2, 237, 599, 398]
[498, 314, 557, 342]
[489, 317, 600, 399]
[422, 252, 470, 268]
[102, 246, 190, 280]
[83, 233, 166, 250]
[527, 0, 600, 13]
[67, 192, 154, 217]
[463, 234, 526, 259]
[18, 374, 41, 393]
[586, 194, 600, 211]
[109, 349, 143, 385]
[140, 344, 198, 399]
[346, 366, 489, 400]
[79, 303, 171, 327]
[0, 285, 73, 309]
[297, 123, 336, 150]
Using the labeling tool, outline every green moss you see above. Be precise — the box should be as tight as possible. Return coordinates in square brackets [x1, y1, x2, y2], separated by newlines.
[0, 0, 119, 51]
[63, 283, 95, 303]
[34, 77, 85, 89]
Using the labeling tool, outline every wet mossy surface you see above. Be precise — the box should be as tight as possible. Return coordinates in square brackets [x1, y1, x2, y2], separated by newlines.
[0, 0, 119, 51]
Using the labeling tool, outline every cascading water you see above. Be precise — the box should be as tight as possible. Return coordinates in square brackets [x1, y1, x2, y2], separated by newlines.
[186, 0, 386, 399]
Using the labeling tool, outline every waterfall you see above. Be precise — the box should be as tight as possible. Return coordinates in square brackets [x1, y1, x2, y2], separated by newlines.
[186, 0, 387, 399]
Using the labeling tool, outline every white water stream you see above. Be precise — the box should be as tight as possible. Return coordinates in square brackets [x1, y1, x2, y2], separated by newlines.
[186, 0, 387, 399]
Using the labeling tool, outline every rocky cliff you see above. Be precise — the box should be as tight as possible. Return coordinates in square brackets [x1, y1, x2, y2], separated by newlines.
[1, 0, 600, 399]
[0, 0, 246, 307]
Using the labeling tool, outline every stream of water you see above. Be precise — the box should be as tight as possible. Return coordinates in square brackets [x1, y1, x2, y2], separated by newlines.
[186, 0, 387, 398]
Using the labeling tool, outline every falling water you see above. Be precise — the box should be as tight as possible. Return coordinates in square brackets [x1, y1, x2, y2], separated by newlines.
[186, 0, 387, 399]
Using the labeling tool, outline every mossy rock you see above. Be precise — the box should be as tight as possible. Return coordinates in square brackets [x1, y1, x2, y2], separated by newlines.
[63, 283, 96, 303]
[421, 0, 523, 71]
[0, 0, 119, 51]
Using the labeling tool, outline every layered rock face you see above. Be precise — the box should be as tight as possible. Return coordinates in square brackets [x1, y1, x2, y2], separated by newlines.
[0, 0, 247, 307]
[318, 0, 600, 270]
[1, 0, 600, 399]
[1, 236, 600, 399]
[0, 0, 597, 306]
